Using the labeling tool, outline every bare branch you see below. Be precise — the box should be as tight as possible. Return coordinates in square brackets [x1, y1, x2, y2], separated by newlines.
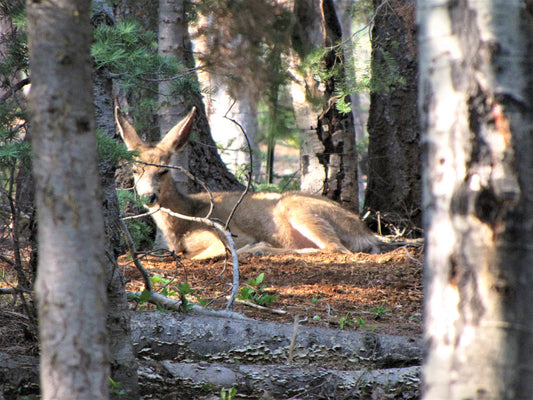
[118, 217, 152, 293]
[0, 78, 31, 103]
[223, 99, 254, 231]
[121, 206, 161, 220]
[126, 290, 182, 311]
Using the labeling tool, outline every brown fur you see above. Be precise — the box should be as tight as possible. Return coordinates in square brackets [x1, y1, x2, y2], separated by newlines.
[116, 107, 381, 259]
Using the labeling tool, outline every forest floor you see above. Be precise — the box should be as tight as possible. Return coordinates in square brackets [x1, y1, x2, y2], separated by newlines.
[0, 244, 423, 398]
[121, 245, 424, 338]
[0, 244, 424, 354]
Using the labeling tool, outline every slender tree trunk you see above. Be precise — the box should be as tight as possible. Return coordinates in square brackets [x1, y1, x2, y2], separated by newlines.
[27, 0, 109, 398]
[419, 0, 533, 398]
[158, 0, 190, 191]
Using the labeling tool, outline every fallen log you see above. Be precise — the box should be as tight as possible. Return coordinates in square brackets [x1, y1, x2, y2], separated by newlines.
[131, 311, 422, 370]
[138, 361, 421, 399]
[1, 311, 423, 399]
[0, 352, 39, 398]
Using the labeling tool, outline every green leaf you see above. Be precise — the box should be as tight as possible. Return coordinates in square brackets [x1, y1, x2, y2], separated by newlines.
[139, 289, 151, 303]
[178, 282, 195, 295]
[237, 286, 254, 300]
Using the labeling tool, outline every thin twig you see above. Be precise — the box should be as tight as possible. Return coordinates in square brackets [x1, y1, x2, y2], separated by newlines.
[126, 290, 182, 311]
[0, 77, 30, 103]
[403, 246, 423, 265]
[223, 99, 254, 230]
[0, 254, 15, 266]
[119, 218, 184, 310]
[122, 206, 161, 220]
[288, 314, 299, 364]
[234, 299, 288, 315]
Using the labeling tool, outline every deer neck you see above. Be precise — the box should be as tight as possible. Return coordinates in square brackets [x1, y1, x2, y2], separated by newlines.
[151, 174, 199, 253]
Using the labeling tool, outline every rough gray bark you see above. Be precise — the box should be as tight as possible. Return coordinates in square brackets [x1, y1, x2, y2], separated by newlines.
[192, 12, 261, 181]
[419, 0, 533, 398]
[365, 0, 421, 233]
[27, 0, 109, 397]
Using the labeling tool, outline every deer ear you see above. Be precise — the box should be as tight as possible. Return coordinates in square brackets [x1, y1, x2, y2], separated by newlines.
[115, 107, 145, 151]
[158, 107, 196, 153]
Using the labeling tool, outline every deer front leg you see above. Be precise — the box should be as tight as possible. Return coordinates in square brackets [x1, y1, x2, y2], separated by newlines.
[182, 230, 228, 260]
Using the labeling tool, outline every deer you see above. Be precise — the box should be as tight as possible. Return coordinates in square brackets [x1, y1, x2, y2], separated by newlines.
[116, 107, 383, 260]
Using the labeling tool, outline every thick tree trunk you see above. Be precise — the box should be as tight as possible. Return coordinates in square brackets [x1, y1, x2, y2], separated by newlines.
[365, 0, 421, 233]
[419, 0, 533, 398]
[92, 3, 140, 397]
[93, 55, 140, 400]
[158, 0, 190, 192]
[28, 0, 109, 397]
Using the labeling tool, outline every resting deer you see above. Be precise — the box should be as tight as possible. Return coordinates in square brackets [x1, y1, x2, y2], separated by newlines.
[116, 107, 382, 259]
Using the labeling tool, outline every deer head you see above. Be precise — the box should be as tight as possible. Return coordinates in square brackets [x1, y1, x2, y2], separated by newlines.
[115, 107, 196, 207]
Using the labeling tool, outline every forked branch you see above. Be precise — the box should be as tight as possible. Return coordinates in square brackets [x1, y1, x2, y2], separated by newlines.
[159, 206, 240, 311]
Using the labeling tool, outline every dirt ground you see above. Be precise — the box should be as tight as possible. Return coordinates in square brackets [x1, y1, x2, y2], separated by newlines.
[121, 245, 423, 338]
[0, 244, 423, 358]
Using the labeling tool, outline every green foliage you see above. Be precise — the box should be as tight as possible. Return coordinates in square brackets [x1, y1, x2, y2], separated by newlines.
[92, 20, 198, 135]
[176, 281, 208, 312]
[0, 1, 28, 79]
[371, 305, 389, 318]
[237, 273, 278, 307]
[370, 50, 407, 93]
[220, 387, 237, 400]
[108, 377, 126, 396]
[0, 135, 30, 165]
[132, 277, 206, 312]
[92, 21, 176, 85]
[96, 128, 133, 166]
[117, 190, 154, 248]
[339, 313, 366, 330]
[253, 172, 300, 194]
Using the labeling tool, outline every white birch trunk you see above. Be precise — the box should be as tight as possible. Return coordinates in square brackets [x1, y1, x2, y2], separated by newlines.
[419, 0, 533, 398]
